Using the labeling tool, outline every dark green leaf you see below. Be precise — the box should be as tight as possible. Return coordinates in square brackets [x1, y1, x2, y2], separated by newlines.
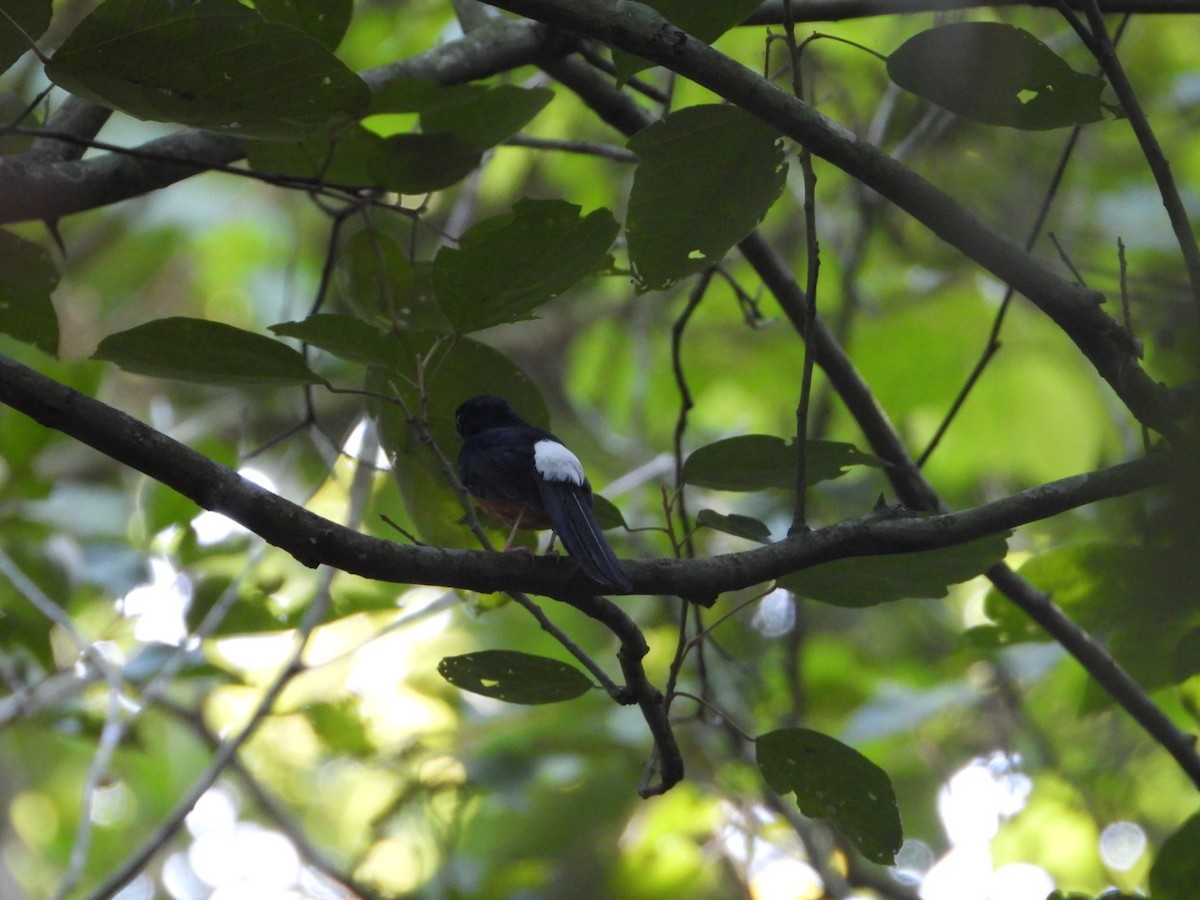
[245, 125, 380, 186]
[438, 650, 594, 704]
[333, 227, 446, 331]
[612, 0, 764, 84]
[888, 22, 1107, 130]
[421, 84, 554, 150]
[370, 132, 483, 194]
[683, 435, 883, 491]
[253, 0, 352, 50]
[780, 533, 1009, 607]
[433, 199, 619, 333]
[47, 0, 369, 140]
[0, 93, 39, 155]
[592, 494, 628, 531]
[697, 509, 772, 544]
[627, 104, 787, 292]
[1150, 813, 1200, 900]
[0, 230, 59, 355]
[270, 314, 400, 367]
[0, 0, 52, 75]
[93, 317, 325, 386]
[757, 727, 902, 864]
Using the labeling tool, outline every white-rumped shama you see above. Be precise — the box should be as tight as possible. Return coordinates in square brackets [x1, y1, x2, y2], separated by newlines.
[455, 395, 631, 592]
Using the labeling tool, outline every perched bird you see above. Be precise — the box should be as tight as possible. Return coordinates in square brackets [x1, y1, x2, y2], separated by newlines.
[455, 395, 632, 592]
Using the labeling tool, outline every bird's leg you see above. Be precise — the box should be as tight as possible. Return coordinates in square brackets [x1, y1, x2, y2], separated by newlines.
[545, 532, 562, 558]
[502, 508, 525, 551]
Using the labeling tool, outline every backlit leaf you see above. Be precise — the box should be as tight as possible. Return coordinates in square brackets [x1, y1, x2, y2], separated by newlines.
[780, 532, 1009, 607]
[757, 727, 902, 864]
[683, 435, 883, 491]
[627, 105, 786, 292]
[888, 22, 1108, 130]
[0, 230, 59, 355]
[438, 650, 594, 704]
[433, 199, 618, 333]
[47, 0, 369, 140]
[93, 317, 324, 386]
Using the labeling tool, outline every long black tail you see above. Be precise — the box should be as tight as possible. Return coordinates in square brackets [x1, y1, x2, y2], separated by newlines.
[538, 481, 631, 592]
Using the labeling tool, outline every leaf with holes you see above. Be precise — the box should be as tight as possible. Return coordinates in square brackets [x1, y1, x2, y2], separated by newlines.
[627, 105, 786, 292]
[438, 650, 594, 704]
[757, 727, 902, 864]
[888, 22, 1108, 130]
[47, 0, 369, 140]
[93, 317, 325, 386]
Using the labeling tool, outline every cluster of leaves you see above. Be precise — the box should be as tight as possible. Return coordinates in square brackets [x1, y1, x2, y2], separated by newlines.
[1, 0, 1199, 898]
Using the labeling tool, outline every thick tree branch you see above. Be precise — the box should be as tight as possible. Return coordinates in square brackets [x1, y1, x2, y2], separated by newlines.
[745, 0, 1199, 23]
[0, 353, 1181, 604]
[484, 0, 1181, 444]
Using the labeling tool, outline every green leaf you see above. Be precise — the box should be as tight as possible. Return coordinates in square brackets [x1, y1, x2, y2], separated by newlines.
[333, 227, 446, 331]
[0, 230, 59, 355]
[888, 22, 1108, 130]
[245, 125, 380, 187]
[253, 0, 352, 50]
[780, 533, 1009, 607]
[757, 727, 902, 864]
[697, 509, 772, 544]
[46, 0, 369, 141]
[305, 700, 375, 756]
[433, 199, 619, 333]
[0, 0, 52, 75]
[371, 132, 483, 194]
[269, 314, 400, 367]
[983, 542, 1200, 693]
[1150, 813, 1200, 900]
[683, 435, 884, 491]
[420, 84, 554, 150]
[627, 105, 787, 292]
[93, 317, 325, 386]
[592, 494, 628, 531]
[438, 650, 594, 704]
[612, 0, 764, 84]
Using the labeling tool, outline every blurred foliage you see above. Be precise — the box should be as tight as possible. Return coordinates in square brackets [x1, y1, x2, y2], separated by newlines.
[1, 1, 1199, 899]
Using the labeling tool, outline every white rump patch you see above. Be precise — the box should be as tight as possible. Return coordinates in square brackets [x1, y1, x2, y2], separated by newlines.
[534, 440, 585, 485]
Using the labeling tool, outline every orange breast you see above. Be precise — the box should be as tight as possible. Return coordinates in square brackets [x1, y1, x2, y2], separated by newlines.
[475, 498, 554, 531]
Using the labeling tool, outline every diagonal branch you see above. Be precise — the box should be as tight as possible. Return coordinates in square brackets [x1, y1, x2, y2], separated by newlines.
[483, 0, 1181, 444]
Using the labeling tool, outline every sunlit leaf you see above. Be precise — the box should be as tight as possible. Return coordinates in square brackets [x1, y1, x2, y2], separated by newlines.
[438, 650, 594, 704]
[697, 509, 772, 544]
[888, 22, 1108, 130]
[627, 105, 787, 292]
[0, 230, 59, 355]
[433, 199, 618, 333]
[0, 0, 51, 75]
[779, 533, 1009, 607]
[683, 435, 883, 491]
[47, 0, 369, 140]
[306, 700, 375, 756]
[1150, 812, 1200, 900]
[93, 317, 325, 386]
[757, 727, 902, 864]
